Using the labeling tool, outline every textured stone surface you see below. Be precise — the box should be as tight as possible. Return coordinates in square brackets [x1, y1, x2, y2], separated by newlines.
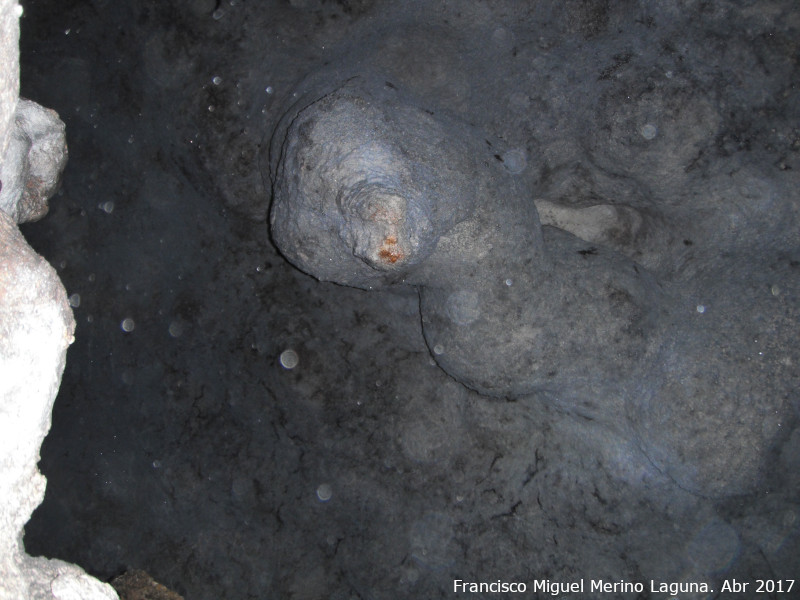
[0, 2, 116, 598]
[0, 211, 117, 600]
[0, 0, 20, 160]
[0, 98, 68, 224]
[269, 73, 798, 498]
[16, 1, 800, 598]
[270, 78, 486, 289]
[111, 570, 183, 600]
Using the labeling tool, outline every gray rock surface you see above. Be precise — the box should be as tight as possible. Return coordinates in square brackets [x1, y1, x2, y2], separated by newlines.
[0, 98, 68, 224]
[270, 77, 486, 289]
[269, 68, 798, 498]
[16, 1, 800, 598]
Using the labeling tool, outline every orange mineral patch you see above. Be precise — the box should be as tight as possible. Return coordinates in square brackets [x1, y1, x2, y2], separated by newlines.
[378, 236, 404, 264]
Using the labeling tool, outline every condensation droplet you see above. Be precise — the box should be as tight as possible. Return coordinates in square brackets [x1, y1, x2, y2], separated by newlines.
[696, 304, 706, 314]
[168, 321, 184, 338]
[640, 123, 658, 140]
[446, 289, 481, 325]
[501, 148, 527, 174]
[316, 483, 332, 502]
[433, 344, 444, 355]
[68, 293, 81, 308]
[505, 278, 513, 286]
[280, 349, 299, 369]
[212, 75, 222, 85]
[686, 518, 740, 573]
[127, 134, 135, 144]
[101, 200, 114, 213]
[771, 284, 781, 296]
[212, 8, 224, 19]
[265, 85, 274, 94]
[121, 318, 135, 332]
[492, 27, 509, 44]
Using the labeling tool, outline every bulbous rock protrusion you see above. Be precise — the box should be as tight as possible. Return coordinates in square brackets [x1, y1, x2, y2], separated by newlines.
[269, 75, 662, 412]
[268, 75, 661, 410]
[419, 225, 665, 403]
[269, 77, 486, 289]
[267, 73, 788, 498]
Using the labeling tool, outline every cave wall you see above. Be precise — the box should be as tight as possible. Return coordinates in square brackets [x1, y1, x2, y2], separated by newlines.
[0, 1, 117, 598]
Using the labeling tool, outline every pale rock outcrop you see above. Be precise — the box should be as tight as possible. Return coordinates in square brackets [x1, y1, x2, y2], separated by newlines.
[0, 1, 118, 598]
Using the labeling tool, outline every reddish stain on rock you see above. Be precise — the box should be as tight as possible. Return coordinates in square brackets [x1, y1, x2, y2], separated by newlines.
[379, 236, 404, 264]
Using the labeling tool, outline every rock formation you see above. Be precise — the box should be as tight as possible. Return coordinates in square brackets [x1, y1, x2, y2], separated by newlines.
[0, 1, 117, 598]
[270, 71, 798, 498]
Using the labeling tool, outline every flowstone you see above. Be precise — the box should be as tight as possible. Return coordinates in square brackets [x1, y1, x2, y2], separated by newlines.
[270, 74, 798, 498]
[15, 1, 800, 597]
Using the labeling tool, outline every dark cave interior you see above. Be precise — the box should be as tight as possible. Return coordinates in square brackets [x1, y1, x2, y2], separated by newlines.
[14, 1, 800, 598]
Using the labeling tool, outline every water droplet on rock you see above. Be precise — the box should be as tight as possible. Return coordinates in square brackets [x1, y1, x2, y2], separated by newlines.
[316, 483, 332, 502]
[640, 123, 658, 140]
[501, 148, 527, 174]
[446, 290, 481, 325]
[280, 349, 299, 369]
